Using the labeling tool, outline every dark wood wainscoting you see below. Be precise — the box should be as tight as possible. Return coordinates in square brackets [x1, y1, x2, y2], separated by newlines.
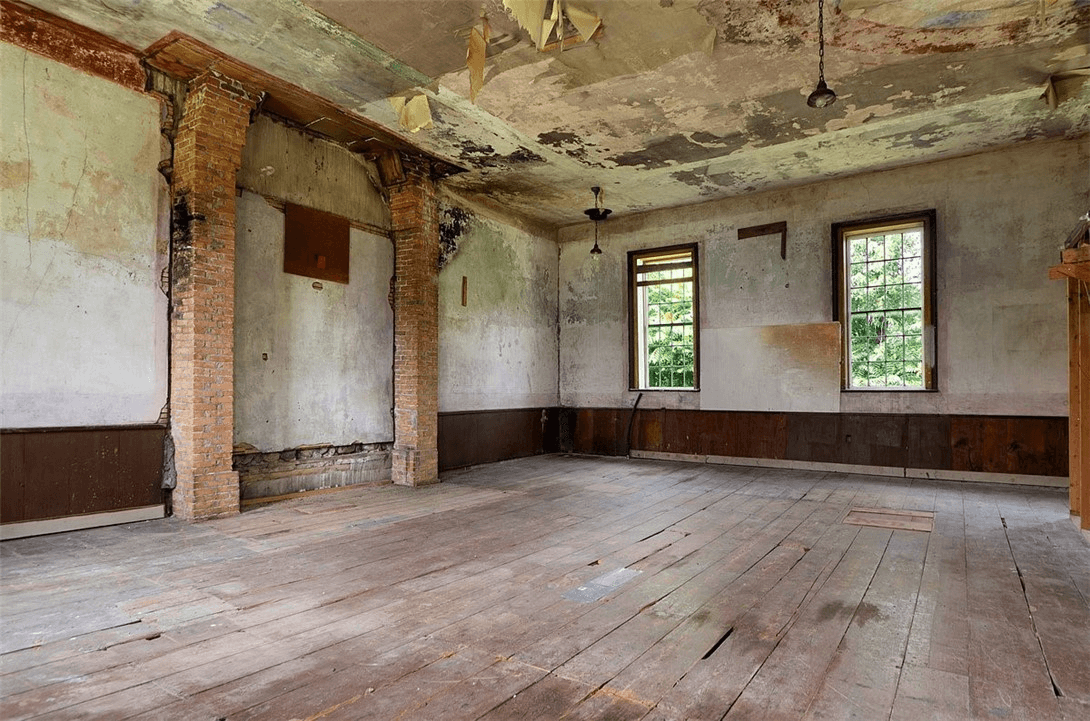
[438, 408, 560, 471]
[1, 425, 166, 524]
[569, 408, 1067, 478]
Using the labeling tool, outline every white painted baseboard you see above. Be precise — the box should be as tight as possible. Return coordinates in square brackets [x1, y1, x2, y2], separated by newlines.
[1, 505, 165, 541]
[629, 450, 1067, 489]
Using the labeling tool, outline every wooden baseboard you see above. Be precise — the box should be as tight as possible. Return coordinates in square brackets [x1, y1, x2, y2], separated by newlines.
[629, 450, 1067, 488]
[1, 505, 164, 541]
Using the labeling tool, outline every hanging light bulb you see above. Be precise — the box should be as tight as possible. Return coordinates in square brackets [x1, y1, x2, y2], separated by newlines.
[584, 186, 611, 255]
[807, 0, 837, 108]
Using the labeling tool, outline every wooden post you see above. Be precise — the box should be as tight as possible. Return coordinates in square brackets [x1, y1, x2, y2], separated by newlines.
[1070, 278, 1081, 517]
[1080, 280, 1090, 530]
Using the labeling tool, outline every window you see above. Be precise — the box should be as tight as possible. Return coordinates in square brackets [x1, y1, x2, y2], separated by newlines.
[834, 210, 936, 390]
[629, 244, 699, 390]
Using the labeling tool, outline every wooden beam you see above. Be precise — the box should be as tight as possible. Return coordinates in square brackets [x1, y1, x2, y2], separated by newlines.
[738, 221, 788, 260]
[1049, 263, 1090, 282]
[1062, 245, 1090, 264]
[142, 32, 463, 177]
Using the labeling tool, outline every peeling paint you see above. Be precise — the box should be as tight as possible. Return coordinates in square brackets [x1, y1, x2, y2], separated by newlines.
[23, 0, 1090, 227]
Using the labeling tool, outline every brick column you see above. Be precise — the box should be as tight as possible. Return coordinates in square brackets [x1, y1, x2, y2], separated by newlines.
[388, 155, 440, 486]
[170, 71, 258, 519]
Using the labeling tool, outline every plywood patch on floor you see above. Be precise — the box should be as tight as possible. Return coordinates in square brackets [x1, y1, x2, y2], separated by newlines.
[844, 506, 936, 532]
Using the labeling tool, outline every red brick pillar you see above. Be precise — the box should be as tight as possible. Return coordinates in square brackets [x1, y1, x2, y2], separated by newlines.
[169, 71, 258, 519]
[388, 156, 440, 486]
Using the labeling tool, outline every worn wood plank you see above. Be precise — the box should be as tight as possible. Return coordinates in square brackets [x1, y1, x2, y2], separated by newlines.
[900, 486, 970, 677]
[889, 665, 971, 721]
[1, 456, 1086, 721]
[962, 496, 1063, 719]
[646, 522, 861, 720]
[803, 529, 929, 719]
[720, 526, 892, 720]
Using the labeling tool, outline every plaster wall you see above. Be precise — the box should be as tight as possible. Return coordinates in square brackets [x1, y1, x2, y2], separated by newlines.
[234, 191, 393, 451]
[238, 115, 389, 229]
[438, 211, 559, 412]
[0, 43, 167, 428]
[559, 138, 1088, 416]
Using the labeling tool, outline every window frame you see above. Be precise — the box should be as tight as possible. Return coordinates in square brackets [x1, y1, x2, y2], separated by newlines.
[832, 209, 937, 392]
[627, 243, 700, 391]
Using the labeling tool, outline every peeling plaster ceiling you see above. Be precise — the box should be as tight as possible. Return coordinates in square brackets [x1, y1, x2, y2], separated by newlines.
[32, 0, 1090, 227]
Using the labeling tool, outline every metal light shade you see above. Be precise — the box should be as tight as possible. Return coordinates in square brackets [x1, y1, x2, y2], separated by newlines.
[585, 186, 611, 255]
[807, 78, 837, 108]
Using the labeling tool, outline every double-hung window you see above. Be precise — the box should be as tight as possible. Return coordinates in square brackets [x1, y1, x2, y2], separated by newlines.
[834, 210, 936, 390]
[628, 244, 699, 390]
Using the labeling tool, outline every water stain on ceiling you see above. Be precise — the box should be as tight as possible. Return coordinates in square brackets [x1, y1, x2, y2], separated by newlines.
[37, 0, 1090, 227]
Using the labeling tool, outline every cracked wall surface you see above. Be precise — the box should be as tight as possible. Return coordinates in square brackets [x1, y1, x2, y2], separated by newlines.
[0, 43, 167, 427]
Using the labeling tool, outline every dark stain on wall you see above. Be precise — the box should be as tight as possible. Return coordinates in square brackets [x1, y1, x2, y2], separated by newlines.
[170, 194, 199, 294]
[438, 204, 471, 269]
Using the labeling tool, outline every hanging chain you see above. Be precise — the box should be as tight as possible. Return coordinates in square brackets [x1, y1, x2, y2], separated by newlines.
[817, 0, 826, 81]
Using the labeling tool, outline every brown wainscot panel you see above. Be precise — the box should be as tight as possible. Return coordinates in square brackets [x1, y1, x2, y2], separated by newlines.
[589, 408, 1066, 478]
[1, 425, 166, 524]
[570, 408, 629, 456]
[950, 416, 1067, 476]
[439, 408, 557, 471]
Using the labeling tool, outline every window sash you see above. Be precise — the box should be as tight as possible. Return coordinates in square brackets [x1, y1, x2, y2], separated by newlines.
[629, 245, 699, 391]
[834, 212, 936, 391]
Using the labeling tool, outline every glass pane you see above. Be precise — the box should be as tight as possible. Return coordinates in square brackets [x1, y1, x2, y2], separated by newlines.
[904, 256, 922, 283]
[850, 315, 870, 339]
[886, 234, 903, 261]
[850, 286, 868, 312]
[903, 231, 922, 257]
[904, 333, 923, 364]
[903, 283, 922, 308]
[852, 362, 871, 387]
[868, 236, 885, 261]
[904, 309, 923, 334]
[850, 238, 867, 262]
[885, 336, 905, 361]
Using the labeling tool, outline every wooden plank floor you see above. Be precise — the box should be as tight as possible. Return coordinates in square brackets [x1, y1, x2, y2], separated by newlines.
[2, 455, 1088, 720]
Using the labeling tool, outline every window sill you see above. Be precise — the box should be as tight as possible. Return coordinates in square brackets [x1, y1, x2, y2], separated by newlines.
[629, 387, 701, 393]
[840, 387, 938, 393]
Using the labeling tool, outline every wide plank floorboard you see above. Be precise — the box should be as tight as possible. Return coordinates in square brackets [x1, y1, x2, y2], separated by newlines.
[1, 455, 1083, 721]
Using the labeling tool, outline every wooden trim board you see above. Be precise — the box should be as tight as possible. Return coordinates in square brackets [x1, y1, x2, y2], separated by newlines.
[0, 505, 164, 541]
[629, 450, 1067, 488]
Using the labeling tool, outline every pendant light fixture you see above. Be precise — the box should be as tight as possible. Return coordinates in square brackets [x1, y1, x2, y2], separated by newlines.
[806, 0, 837, 108]
[584, 186, 611, 255]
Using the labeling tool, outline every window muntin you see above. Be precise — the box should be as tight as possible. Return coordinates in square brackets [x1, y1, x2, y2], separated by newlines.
[835, 212, 935, 390]
[629, 245, 699, 390]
